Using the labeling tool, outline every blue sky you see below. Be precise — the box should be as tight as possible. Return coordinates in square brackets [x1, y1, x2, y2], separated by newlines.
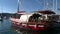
[0, 0, 60, 14]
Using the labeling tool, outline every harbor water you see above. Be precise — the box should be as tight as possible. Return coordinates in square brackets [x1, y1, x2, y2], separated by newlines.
[0, 19, 60, 34]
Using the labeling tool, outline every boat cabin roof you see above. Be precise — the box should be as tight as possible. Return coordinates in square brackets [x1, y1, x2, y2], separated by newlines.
[36, 10, 56, 14]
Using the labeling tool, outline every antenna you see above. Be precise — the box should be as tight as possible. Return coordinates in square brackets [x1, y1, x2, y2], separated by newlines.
[1, 6, 3, 16]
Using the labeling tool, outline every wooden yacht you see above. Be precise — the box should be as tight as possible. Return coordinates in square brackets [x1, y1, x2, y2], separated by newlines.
[10, 0, 60, 31]
[10, 10, 60, 31]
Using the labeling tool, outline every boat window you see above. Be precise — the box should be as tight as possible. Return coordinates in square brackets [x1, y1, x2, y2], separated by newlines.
[11, 14, 21, 19]
[28, 13, 42, 22]
[48, 15, 59, 21]
[16, 14, 21, 18]
[40, 16, 46, 20]
[48, 16, 52, 20]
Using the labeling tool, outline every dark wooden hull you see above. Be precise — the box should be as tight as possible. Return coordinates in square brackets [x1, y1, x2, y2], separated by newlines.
[11, 21, 52, 31]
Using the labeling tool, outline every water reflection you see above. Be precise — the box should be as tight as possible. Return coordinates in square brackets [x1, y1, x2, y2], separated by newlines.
[0, 19, 19, 34]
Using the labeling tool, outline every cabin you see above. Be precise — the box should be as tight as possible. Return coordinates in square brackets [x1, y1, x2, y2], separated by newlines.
[19, 10, 60, 23]
[13, 9, 57, 22]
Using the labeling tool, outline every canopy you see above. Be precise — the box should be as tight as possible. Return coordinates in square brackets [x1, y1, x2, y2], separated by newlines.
[37, 10, 55, 14]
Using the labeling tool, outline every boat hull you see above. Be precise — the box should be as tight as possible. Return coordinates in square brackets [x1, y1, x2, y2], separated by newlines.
[0, 18, 3, 21]
[11, 21, 52, 31]
[10, 17, 53, 31]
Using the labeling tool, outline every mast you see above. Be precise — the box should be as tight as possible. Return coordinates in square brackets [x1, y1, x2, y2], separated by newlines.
[17, 0, 20, 12]
[16, 0, 20, 18]
[44, 0, 46, 10]
[0, 6, 3, 21]
[44, 0, 54, 10]
[53, 0, 54, 11]
[1, 7, 3, 17]
[56, 0, 57, 11]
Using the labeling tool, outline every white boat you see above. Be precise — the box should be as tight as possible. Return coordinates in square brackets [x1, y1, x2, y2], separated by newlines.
[0, 16, 3, 21]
